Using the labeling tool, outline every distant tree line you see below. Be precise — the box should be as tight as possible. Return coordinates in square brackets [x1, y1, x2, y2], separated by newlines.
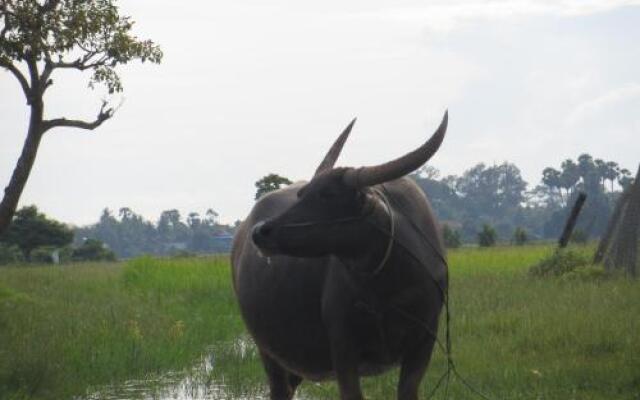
[0, 205, 239, 264]
[75, 208, 238, 258]
[411, 153, 631, 244]
[0, 154, 633, 264]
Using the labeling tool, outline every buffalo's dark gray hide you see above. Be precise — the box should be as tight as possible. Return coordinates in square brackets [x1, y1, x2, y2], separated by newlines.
[231, 113, 448, 400]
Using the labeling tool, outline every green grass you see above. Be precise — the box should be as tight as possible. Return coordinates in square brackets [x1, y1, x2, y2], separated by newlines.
[295, 245, 640, 400]
[0, 256, 245, 400]
[427, 245, 639, 400]
[0, 245, 639, 399]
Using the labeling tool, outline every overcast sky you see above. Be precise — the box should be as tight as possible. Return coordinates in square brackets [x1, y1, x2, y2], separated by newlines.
[1, 0, 639, 226]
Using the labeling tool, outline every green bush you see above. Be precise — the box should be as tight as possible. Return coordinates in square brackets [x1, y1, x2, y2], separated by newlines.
[442, 224, 461, 248]
[30, 246, 57, 264]
[477, 224, 497, 247]
[29, 246, 73, 264]
[72, 239, 116, 262]
[513, 227, 528, 246]
[0, 243, 25, 265]
[0, 205, 73, 259]
[529, 249, 590, 277]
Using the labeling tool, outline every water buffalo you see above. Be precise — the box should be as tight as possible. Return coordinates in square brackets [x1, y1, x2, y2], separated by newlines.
[231, 112, 449, 400]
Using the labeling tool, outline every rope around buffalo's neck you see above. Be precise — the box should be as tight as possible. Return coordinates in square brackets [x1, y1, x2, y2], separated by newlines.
[369, 187, 395, 275]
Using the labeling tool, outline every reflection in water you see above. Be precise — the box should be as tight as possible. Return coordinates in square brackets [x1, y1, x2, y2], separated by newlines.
[82, 338, 269, 400]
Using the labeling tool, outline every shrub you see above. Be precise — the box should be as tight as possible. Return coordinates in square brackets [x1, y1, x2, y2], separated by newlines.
[477, 224, 497, 247]
[1, 206, 73, 259]
[30, 246, 56, 264]
[529, 249, 590, 277]
[442, 224, 461, 248]
[513, 227, 528, 246]
[72, 239, 116, 262]
[30, 246, 73, 264]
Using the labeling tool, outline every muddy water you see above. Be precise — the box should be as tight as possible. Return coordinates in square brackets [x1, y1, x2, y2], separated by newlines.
[82, 338, 270, 400]
[81, 337, 322, 400]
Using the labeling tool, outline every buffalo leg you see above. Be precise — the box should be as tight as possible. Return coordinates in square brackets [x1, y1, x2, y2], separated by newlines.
[327, 328, 364, 400]
[396, 336, 436, 400]
[259, 350, 302, 400]
[323, 269, 365, 400]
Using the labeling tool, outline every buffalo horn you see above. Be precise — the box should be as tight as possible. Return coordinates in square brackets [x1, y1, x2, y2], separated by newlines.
[314, 118, 357, 176]
[343, 110, 448, 188]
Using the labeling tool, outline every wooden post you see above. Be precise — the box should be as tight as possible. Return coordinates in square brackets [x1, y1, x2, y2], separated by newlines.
[558, 192, 587, 249]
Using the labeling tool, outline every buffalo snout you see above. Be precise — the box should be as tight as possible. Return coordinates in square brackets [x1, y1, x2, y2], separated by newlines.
[252, 221, 278, 252]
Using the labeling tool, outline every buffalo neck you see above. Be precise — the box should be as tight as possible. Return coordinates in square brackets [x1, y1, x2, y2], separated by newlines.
[337, 192, 393, 276]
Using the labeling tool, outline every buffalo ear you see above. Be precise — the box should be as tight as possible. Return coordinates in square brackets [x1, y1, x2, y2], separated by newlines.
[314, 118, 356, 176]
[344, 111, 448, 187]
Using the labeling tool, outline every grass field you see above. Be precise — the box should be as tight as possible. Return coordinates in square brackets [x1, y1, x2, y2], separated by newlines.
[0, 245, 638, 399]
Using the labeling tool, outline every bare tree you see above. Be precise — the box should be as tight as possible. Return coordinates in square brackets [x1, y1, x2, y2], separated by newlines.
[0, 0, 162, 234]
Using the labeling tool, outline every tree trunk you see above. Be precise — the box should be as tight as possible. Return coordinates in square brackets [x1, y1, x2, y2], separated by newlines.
[558, 192, 587, 249]
[0, 101, 44, 235]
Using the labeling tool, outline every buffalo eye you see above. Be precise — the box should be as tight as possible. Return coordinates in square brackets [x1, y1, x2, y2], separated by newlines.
[318, 189, 341, 202]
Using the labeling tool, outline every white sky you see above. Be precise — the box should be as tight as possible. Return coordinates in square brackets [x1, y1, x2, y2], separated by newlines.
[1, 0, 639, 226]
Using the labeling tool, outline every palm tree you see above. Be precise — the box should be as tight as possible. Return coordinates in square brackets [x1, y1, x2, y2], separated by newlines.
[594, 158, 608, 191]
[577, 154, 595, 178]
[577, 153, 600, 192]
[605, 161, 620, 192]
[560, 159, 580, 202]
[542, 167, 563, 203]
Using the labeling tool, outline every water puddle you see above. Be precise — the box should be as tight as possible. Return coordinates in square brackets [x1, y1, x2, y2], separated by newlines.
[81, 337, 270, 400]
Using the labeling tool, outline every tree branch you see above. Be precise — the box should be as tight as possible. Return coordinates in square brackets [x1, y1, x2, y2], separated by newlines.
[0, 58, 31, 101]
[39, 59, 54, 91]
[42, 101, 115, 132]
[49, 54, 110, 71]
[39, 37, 109, 93]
